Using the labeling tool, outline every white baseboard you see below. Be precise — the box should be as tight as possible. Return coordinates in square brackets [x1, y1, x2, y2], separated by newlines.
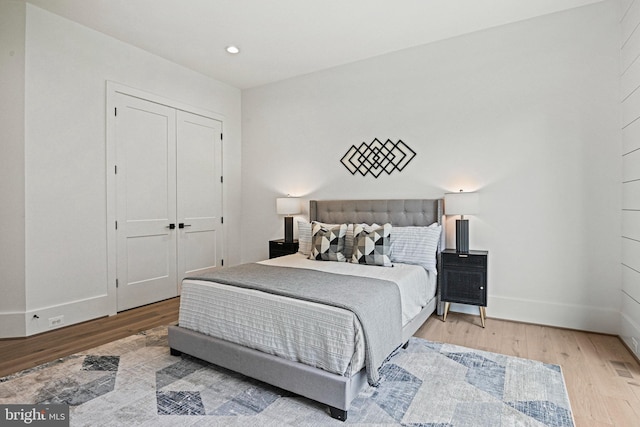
[0, 294, 116, 338]
[458, 295, 621, 334]
[0, 311, 26, 337]
[621, 315, 640, 359]
[621, 305, 640, 360]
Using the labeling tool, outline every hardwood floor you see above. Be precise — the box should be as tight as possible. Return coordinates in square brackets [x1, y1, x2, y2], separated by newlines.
[0, 297, 180, 378]
[416, 312, 640, 427]
[1, 299, 638, 426]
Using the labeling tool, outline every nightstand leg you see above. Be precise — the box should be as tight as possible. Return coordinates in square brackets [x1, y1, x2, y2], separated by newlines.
[443, 302, 451, 322]
[479, 306, 486, 328]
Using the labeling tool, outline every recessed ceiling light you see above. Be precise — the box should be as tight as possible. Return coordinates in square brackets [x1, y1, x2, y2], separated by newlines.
[225, 46, 240, 54]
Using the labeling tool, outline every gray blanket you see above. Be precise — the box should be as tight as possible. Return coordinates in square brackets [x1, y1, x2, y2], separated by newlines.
[187, 263, 402, 385]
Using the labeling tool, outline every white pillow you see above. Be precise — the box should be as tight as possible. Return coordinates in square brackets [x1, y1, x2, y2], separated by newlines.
[344, 223, 355, 259]
[297, 220, 312, 256]
[390, 224, 442, 272]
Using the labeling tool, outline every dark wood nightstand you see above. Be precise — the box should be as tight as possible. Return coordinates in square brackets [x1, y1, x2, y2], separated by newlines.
[440, 249, 488, 327]
[269, 239, 299, 259]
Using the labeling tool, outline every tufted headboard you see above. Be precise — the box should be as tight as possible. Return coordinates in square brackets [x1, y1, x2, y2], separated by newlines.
[309, 199, 443, 228]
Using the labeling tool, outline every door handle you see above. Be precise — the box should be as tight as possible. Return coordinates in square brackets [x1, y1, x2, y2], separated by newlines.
[178, 223, 192, 229]
[166, 224, 176, 229]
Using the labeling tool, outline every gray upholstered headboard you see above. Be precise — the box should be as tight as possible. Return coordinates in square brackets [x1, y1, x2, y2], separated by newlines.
[309, 199, 443, 227]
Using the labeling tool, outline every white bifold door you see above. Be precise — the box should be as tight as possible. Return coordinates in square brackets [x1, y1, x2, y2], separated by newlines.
[114, 93, 223, 312]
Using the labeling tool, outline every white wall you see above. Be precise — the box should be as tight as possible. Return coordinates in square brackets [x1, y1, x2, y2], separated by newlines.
[0, 0, 27, 336]
[242, 1, 621, 333]
[0, 4, 242, 337]
[620, 0, 640, 358]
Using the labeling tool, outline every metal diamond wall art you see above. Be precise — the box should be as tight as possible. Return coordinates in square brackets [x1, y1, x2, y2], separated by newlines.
[340, 138, 416, 178]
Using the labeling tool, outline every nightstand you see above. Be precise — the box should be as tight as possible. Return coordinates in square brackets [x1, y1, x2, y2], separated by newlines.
[440, 249, 488, 327]
[269, 239, 299, 259]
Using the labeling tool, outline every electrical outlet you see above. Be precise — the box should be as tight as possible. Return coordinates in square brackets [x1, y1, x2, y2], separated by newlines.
[632, 337, 639, 354]
[48, 315, 64, 328]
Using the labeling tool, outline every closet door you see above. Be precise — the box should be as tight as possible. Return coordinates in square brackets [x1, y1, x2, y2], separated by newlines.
[115, 93, 178, 311]
[177, 111, 223, 283]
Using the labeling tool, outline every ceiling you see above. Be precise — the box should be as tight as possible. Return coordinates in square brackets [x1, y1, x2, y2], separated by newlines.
[26, 0, 604, 89]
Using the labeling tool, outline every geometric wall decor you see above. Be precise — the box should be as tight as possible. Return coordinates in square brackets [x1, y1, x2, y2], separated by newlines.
[340, 138, 417, 178]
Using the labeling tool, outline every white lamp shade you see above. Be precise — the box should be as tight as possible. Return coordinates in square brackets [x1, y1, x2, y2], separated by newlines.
[444, 192, 479, 216]
[276, 197, 301, 215]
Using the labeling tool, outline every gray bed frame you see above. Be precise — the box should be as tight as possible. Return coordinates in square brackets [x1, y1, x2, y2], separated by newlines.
[168, 198, 444, 421]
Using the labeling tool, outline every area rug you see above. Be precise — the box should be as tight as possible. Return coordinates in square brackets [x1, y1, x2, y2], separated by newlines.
[0, 326, 574, 426]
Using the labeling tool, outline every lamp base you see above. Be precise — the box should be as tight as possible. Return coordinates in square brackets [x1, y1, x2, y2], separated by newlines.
[284, 216, 294, 243]
[455, 219, 469, 253]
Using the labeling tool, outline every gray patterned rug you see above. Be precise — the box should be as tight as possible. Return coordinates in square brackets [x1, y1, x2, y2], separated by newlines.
[0, 326, 574, 426]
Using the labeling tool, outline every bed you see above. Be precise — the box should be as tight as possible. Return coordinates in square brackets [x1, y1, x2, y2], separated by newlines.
[168, 198, 444, 421]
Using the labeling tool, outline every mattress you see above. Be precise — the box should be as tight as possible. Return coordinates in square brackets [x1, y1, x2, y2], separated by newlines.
[179, 253, 436, 377]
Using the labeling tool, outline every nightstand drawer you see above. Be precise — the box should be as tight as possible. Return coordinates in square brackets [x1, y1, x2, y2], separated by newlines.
[442, 252, 487, 268]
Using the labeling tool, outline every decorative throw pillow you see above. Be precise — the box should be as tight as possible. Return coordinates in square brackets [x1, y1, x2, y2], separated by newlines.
[297, 220, 312, 256]
[352, 223, 392, 267]
[306, 222, 355, 259]
[390, 223, 441, 272]
[310, 222, 348, 262]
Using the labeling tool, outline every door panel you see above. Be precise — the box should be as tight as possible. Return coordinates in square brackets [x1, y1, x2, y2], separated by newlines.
[177, 111, 223, 280]
[115, 94, 178, 311]
[184, 230, 218, 273]
[126, 234, 173, 284]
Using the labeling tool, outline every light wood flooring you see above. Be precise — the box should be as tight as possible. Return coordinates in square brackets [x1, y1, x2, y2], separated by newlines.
[0, 298, 638, 426]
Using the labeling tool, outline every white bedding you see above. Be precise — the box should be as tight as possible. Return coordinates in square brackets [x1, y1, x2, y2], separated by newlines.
[179, 253, 436, 377]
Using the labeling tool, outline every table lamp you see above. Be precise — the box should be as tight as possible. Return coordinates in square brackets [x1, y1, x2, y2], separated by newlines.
[276, 196, 300, 243]
[444, 190, 479, 253]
